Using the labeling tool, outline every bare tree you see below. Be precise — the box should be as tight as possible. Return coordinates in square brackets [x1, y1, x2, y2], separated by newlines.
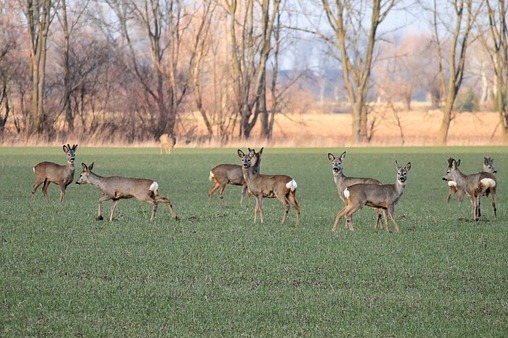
[23, 0, 55, 135]
[484, 0, 508, 142]
[320, 0, 397, 143]
[425, 0, 485, 144]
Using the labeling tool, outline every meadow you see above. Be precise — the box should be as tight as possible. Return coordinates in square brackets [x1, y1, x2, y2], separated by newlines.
[1, 146, 507, 337]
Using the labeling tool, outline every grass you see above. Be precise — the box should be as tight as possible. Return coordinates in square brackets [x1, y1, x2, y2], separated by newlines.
[1, 146, 507, 337]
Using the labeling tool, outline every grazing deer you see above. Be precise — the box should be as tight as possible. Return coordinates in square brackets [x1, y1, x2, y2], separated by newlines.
[32, 144, 78, 202]
[442, 158, 497, 221]
[332, 161, 412, 233]
[75, 162, 179, 222]
[159, 133, 176, 154]
[208, 148, 262, 204]
[328, 151, 383, 229]
[446, 156, 496, 203]
[238, 149, 300, 225]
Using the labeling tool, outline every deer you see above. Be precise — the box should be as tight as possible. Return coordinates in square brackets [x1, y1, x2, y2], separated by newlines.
[332, 161, 412, 234]
[442, 158, 497, 221]
[208, 148, 262, 204]
[32, 144, 78, 203]
[75, 162, 179, 222]
[237, 148, 300, 225]
[446, 156, 496, 203]
[328, 151, 383, 229]
[159, 134, 176, 154]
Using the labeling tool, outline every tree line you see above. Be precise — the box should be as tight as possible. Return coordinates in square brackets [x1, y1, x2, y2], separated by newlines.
[0, 0, 507, 145]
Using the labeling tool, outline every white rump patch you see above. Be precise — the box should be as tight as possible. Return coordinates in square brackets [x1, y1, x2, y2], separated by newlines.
[480, 178, 496, 188]
[149, 181, 159, 192]
[209, 171, 214, 181]
[343, 188, 350, 199]
[286, 179, 298, 191]
[448, 181, 457, 187]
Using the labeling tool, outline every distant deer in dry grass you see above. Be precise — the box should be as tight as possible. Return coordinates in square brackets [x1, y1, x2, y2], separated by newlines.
[332, 161, 412, 233]
[76, 162, 179, 222]
[238, 148, 300, 225]
[208, 148, 262, 204]
[328, 151, 383, 229]
[446, 156, 496, 203]
[442, 158, 497, 221]
[32, 144, 78, 202]
[159, 134, 176, 154]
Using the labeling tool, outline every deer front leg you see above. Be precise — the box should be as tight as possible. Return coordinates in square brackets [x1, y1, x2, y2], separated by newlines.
[96, 193, 111, 220]
[387, 205, 400, 233]
[59, 183, 66, 203]
[155, 196, 179, 221]
[42, 180, 51, 201]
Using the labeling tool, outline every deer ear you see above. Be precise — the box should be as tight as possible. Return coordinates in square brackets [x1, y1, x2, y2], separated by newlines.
[81, 163, 87, 170]
[258, 147, 264, 155]
[340, 151, 346, 160]
[327, 153, 335, 161]
[406, 162, 412, 171]
[63, 145, 69, 152]
[456, 159, 461, 167]
[237, 149, 245, 158]
[89, 162, 94, 170]
[72, 144, 78, 150]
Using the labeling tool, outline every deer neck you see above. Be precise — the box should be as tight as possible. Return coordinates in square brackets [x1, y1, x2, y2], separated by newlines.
[242, 165, 257, 183]
[333, 170, 346, 187]
[452, 169, 467, 188]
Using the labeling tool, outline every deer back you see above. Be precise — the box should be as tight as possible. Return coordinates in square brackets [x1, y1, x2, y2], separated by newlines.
[210, 164, 245, 185]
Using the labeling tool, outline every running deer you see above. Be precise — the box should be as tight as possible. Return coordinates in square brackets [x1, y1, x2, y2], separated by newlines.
[328, 151, 383, 228]
[208, 148, 262, 204]
[237, 149, 300, 225]
[332, 161, 412, 233]
[442, 158, 497, 221]
[32, 144, 78, 202]
[446, 156, 496, 203]
[75, 162, 179, 222]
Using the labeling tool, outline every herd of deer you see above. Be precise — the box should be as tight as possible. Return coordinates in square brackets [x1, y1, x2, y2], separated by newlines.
[31, 144, 498, 233]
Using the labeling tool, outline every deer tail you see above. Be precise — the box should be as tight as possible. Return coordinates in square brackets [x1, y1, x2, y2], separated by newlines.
[286, 179, 298, 191]
[209, 171, 214, 181]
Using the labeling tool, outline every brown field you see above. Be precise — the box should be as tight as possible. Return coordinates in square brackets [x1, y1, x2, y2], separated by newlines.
[183, 108, 505, 148]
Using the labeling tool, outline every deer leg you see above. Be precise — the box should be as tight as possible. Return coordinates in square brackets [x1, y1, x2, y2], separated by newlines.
[32, 180, 44, 200]
[374, 209, 383, 229]
[257, 197, 264, 223]
[287, 191, 300, 225]
[457, 189, 464, 204]
[240, 185, 248, 205]
[150, 201, 158, 221]
[217, 183, 227, 200]
[42, 180, 51, 201]
[109, 199, 119, 221]
[332, 206, 348, 233]
[387, 206, 399, 233]
[155, 196, 179, 221]
[59, 184, 66, 203]
[96, 194, 111, 221]
[446, 186, 455, 203]
[208, 181, 221, 203]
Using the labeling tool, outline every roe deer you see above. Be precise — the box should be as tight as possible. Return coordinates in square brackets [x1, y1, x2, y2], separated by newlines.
[159, 134, 176, 154]
[446, 156, 496, 203]
[328, 151, 383, 228]
[208, 148, 262, 204]
[32, 144, 78, 202]
[442, 158, 497, 221]
[238, 149, 300, 225]
[332, 161, 412, 233]
[75, 162, 179, 222]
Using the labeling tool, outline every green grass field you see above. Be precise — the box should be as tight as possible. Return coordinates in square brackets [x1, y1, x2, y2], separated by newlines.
[1, 146, 507, 337]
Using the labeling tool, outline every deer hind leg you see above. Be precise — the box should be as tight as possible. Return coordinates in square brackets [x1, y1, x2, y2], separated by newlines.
[287, 191, 300, 225]
[333, 203, 361, 233]
[41, 180, 51, 201]
[277, 194, 291, 225]
[374, 208, 383, 229]
[32, 179, 45, 200]
[208, 180, 221, 203]
[491, 188, 497, 220]
[155, 195, 179, 221]
[109, 199, 120, 221]
[254, 196, 264, 223]
[240, 184, 248, 205]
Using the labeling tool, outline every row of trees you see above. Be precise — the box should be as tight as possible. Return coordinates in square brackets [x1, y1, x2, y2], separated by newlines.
[0, 0, 507, 145]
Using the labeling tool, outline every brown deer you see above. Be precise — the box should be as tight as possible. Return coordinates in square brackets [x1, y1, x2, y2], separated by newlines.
[32, 144, 78, 202]
[75, 162, 179, 222]
[328, 151, 383, 229]
[159, 134, 176, 154]
[332, 161, 412, 233]
[446, 156, 496, 203]
[442, 158, 497, 221]
[238, 148, 300, 225]
[208, 148, 262, 204]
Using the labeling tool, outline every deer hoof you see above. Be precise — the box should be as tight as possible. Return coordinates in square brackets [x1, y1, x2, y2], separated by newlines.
[96, 215, 104, 221]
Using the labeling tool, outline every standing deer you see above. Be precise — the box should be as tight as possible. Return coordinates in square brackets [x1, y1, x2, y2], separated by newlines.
[446, 156, 496, 203]
[32, 144, 78, 202]
[208, 148, 262, 204]
[328, 151, 383, 229]
[238, 149, 300, 225]
[159, 134, 176, 154]
[75, 162, 179, 222]
[332, 161, 412, 233]
[442, 158, 497, 221]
